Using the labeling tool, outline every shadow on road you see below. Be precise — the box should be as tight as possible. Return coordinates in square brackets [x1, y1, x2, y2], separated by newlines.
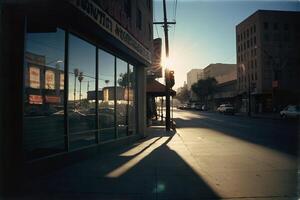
[173, 111, 298, 156]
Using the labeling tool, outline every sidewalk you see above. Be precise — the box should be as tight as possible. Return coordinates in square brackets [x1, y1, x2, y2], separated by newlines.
[19, 126, 218, 200]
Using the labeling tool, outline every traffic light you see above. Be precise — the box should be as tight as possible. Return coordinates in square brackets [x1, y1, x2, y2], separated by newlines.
[169, 70, 175, 88]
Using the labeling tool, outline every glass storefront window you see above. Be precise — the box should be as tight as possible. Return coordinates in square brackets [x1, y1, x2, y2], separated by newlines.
[98, 49, 116, 142]
[128, 64, 136, 135]
[68, 34, 97, 149]
[24, 27, 138, 159]
[24, 28, 65, 160]
[116, 58, 129, 138]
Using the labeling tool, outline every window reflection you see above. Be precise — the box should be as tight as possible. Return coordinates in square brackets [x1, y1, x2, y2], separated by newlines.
[24, 28, 65, 160]
[68, 34, 96, 149]
[98, 50, 116, 141]
[128, 65, 136, 135]
[116, 58, 129, 138]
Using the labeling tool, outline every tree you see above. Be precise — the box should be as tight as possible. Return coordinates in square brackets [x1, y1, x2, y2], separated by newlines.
[191, 77, 217, 104]
[118, 71, 134, 87]
[175, 85, 190, 103]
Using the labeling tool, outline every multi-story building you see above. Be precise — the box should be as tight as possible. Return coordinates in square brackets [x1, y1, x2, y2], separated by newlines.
[187, 69, 204, 101]
[0, 0, 153, 194]
[236, 10, 300, 113]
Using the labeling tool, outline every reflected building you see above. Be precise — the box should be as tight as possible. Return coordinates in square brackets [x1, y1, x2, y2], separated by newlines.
[0, 0, 153, 194]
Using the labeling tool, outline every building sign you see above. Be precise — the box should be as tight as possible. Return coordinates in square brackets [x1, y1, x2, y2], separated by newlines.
[103, 88, 109, 102]
[124, 88, 134, 101]
[29, 95, 43, 104]
[60, 73, 64, 90]
[45, 96, 61, 103]
[29, 66, 40, 89]
[69, 0, 151, 64]
[45, 70, 55, 89]
[147, 38, 162, 78]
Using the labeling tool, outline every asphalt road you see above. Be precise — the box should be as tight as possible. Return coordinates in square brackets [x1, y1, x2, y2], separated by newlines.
[173, 109, 299, 199]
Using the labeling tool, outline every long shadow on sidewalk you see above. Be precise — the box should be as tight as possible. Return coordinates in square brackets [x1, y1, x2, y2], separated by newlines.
[21, 127, 220, 200]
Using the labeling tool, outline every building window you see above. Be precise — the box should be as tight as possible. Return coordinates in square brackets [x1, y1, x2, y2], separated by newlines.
[128, 65, 136, 135]
[247, 29, 249, 38]
[254, 36, 256, 45]
[136, 8, 142, 30]
[254, 24, 256, 33]
[24, 27, 66, 160]
[247, 40, 249, 48]
[98, 50, 116, 142]
[116, 58, 129, 138]
[68, 34, 97, 150]
[264, 22, 268, 30]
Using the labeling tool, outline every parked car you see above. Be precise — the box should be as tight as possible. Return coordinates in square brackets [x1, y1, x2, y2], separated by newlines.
[195, 103, 202, 110]
[177, 104, 187, 109]
[217, 104, 235, 115]
[280, 105, 300, 119]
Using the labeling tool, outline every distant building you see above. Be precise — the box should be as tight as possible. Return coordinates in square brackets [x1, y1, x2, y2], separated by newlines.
[187, 69, 204, 101]
[203, 63, 237, 109]
[236, 10, 300, 113]
[203, 63, 237, 82]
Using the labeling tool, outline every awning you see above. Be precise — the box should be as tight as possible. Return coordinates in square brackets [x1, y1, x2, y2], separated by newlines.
[146, 79, 176, 97]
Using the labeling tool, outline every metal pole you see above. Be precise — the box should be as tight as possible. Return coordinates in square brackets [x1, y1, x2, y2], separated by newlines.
[163, 0, 171, 131]
[79, 80, 82, 106]
[248, 75, 251, 117]
[74, 75, 76, 109]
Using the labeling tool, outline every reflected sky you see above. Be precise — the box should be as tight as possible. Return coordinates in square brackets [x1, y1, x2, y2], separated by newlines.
[26, 28, 65, 68]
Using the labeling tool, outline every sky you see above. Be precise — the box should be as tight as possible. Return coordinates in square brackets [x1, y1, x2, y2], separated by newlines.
[153, 0, 300, 89]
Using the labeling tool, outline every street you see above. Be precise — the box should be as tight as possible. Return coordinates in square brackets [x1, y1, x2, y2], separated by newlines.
[173, 109, 298, 198]
[21, 109, 299, 199]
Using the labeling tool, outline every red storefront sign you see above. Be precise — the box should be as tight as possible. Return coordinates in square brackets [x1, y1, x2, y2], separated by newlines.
[45, 96, 60, 103]
[29, 95, 43, 104]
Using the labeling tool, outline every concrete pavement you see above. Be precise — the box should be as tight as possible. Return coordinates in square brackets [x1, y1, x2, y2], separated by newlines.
[18, 110, 298, 199]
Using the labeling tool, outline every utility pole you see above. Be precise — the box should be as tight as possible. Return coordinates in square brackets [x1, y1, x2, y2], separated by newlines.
[154, 0, 176, 131]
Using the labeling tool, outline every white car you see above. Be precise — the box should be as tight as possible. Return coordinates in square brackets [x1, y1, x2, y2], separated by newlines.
[280, 105, 300, 119]
[217, 104, 235, 115]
